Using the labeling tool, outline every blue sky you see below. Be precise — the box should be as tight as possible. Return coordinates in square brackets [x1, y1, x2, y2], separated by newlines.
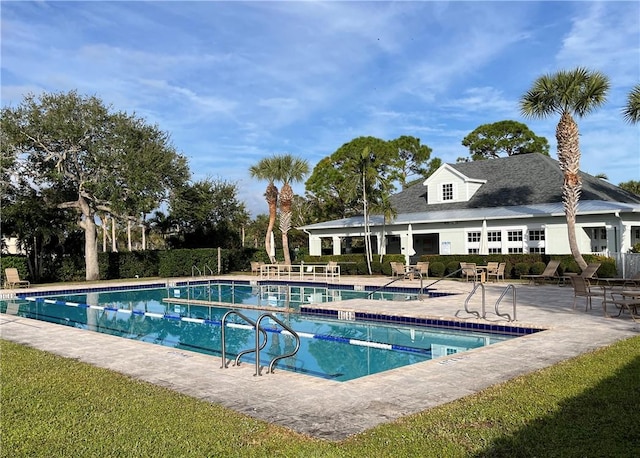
[2, 1, 639, 217]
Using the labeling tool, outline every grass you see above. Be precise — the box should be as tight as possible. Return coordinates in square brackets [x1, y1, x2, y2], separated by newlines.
[2, 336, 639, 457]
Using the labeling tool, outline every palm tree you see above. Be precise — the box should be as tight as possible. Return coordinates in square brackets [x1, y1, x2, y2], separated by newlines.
[357, 146, 382, 275]
[249, 157, 281, 262]
[623, 84, 640, 124]
[520, 67, 609, 271]
[276, 154, 309, 265]
[370, 189, 397, 263]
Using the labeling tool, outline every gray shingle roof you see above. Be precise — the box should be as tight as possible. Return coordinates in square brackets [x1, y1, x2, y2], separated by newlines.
[390, 153, 640, 214]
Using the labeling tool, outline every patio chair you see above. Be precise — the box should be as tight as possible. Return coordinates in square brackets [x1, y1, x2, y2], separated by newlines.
[487, 262, 506, 282]
[569, 275, 603, 311]
[486, 262, 499, 276]
[390, 262, 405, 278]
[415, 261, 429, 278]
[4, 268, 30, 289]
[250, 261, 263, 276]
[460, 262, 483, 282]
[521, 260, 561, 285]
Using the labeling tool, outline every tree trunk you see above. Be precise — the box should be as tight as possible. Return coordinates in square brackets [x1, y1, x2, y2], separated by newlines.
[77, 196, 100, 281]
[127, 219, 132, 251]
[111, 216, 118, 252]
[265, 182, 278, 263]
[279, 183, 294, 265]
[101, 216, 107, 252]
[362, 171, 372, 275]
[556, 111, 587, 271]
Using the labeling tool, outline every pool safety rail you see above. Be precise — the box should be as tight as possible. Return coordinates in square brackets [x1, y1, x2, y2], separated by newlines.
[220, 310, 301, 376]
[457, 283, 517, 322]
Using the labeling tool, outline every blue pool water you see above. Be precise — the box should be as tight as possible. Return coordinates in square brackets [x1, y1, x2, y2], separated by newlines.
[1, 282, 535, 382]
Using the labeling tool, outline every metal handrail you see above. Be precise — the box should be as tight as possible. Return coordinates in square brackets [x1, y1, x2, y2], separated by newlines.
[203, 264, 214, 276]
[420, 267, 464, 294]
[495, 284, 517, 322]
[457, 282, 485, 319]
[219, 310, 267, 369]
[191, 265, 201, 277]
[367, 268, 424, 298]
[255, 313, 301, 376]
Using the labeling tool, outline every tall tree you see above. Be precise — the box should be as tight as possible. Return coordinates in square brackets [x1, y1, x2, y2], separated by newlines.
[623, 84, 640, 124]
[388, 135, 438, 188]
[275, 155, 309, 265]
[520, 67, 610, 271]
[305, 136, 397, 223]
[1, 91, 189, 280]
[168, 178, 249, 248]
[249, 156, 281, 262]
[461, 120, 550, 161]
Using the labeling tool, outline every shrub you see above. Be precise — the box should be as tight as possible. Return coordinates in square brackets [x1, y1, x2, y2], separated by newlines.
[514, 262, 530, 277]
[446, 261, 461, 276]
[530, 261, 547, 275]
[430, 261, 445, 277]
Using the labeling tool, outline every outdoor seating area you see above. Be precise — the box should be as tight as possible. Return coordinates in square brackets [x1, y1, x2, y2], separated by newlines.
[259, 262, 340, 281]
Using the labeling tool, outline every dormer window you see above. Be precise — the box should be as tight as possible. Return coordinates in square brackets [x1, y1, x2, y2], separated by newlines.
[442, 183, 454, 201]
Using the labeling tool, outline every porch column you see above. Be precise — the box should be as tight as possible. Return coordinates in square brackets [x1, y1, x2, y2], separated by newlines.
[332, 236, 342, 255]
[308, 235, 322, 256]
[620, 223, 632, 253]
[377, 230, 386, 256]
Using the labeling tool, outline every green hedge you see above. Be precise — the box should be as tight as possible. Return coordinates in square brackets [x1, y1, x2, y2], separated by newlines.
[1, 251, 620, 285]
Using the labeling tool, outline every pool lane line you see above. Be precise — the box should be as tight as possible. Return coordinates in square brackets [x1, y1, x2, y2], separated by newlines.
[23, 296, 432, 356]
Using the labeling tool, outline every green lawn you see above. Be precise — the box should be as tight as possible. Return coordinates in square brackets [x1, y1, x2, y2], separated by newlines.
[2, 336, 639, 457]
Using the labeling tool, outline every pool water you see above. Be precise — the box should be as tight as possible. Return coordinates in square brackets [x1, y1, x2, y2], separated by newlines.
[1, 285, 520, 382]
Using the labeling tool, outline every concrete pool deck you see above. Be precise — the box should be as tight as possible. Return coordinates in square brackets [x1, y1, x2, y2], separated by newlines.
[1, 275, 639, 441]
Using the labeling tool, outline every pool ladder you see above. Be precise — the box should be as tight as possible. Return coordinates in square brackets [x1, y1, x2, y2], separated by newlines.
[220, 310, 301, 376]
[457, 283, 517, 322]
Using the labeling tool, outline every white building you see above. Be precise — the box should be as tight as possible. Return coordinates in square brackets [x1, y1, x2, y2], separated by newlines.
[300, 154, 640, 263]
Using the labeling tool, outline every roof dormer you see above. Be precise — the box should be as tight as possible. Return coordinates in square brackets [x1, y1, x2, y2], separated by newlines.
[423, 163, 486, 205]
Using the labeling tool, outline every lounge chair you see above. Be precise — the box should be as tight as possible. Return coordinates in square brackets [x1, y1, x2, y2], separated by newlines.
[580, 263, 601, 279]
[487, 262, 506, 282]
[4, 268, 30, 289]
[460, 262, 484, 282]
[521, 260, 561, 285]
[569, 275, 603, 311]
[608, 291, 640, 322]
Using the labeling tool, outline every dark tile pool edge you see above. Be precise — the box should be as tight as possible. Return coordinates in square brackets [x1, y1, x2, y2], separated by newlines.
[300, 306, 545, 336]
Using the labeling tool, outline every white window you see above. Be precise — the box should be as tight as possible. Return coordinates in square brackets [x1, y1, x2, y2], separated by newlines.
[507, 230, 523, 241]
[467, 231, 481, 243]
[529, 230, 545, 241]
[468, 248, 479, 254]
[488, 247, 501, 254]
[508, 247, 524, 253]
[442, 183, 454, 201]
[488, 231, 501, 242]
[529, 247, 545, 254]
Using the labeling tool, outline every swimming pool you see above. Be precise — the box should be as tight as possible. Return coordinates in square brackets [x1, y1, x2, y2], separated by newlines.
[1, 282, 536, 382]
